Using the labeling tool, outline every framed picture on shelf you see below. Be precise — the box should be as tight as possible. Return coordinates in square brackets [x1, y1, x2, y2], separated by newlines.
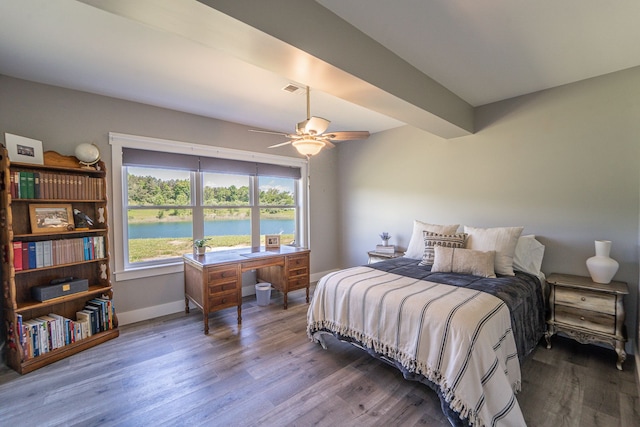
[265, 234, 281, 249]
[4, 133, 44, 165]
[29, 204, 75, 234]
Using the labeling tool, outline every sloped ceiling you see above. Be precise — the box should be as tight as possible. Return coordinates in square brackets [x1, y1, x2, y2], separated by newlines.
[1, 0, 639, 141]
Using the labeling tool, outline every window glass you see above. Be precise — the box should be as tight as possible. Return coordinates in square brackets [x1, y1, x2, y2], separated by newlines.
[259, 176, 296, 245]
[128, 167, 191, 206]
[126, 167, 193, 265]
[202, 173, 250, 206]
[203, 208, 252, 250]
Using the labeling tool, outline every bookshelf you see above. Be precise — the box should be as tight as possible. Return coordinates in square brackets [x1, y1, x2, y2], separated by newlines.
[1, 147, 118, 374]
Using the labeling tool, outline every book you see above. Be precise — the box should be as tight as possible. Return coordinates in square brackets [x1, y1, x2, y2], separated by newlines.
[33, 172, 41, 198]
[27, 242, 37, 269]
[375, 244, 396, 254]
[21, 242, 29, 270]
[75, 311, 93, 337]
[83, 306, 100, 334]
[42, 240, 52, 267]
[85, 301, 105, 332]
[13, 241, 23, 271]
[25, 172, 35, 199]
[35, 241, 44, 269]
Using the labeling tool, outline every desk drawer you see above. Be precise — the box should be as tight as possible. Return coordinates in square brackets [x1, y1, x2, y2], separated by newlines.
[287, 253, 309, 269]
[209, 282, 237, 295]
[207, 266, 238, 283]
[555, 287, 615, 314]
[288, 276, 309, 291]
[209, 292, 238, 309]
[243, 257, 284, 270]
[555, 304, 615, 335]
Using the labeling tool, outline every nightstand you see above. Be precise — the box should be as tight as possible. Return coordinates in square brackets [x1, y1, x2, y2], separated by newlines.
[367, 250, 403, 264]
[545, 273, 628, 370]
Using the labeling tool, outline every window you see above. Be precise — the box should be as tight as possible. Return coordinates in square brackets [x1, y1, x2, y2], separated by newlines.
[110, 133, 308, 281]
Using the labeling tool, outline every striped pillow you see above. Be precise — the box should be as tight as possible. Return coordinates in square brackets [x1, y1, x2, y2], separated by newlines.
[419, 231, 467, 266]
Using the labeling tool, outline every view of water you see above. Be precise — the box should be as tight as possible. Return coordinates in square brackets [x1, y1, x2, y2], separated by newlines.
[128, 219, 294, 239]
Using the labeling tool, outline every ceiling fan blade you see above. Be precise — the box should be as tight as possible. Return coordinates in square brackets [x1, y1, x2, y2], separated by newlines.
[249, 129, 291, 137]
[268, 140, 293, 148]
[324, 131, 370, 141]
[324, 140, 336, 149]
[297, 116, 331, 135]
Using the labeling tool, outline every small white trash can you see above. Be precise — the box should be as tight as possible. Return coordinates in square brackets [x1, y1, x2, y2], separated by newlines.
[255, 283, 272, 306]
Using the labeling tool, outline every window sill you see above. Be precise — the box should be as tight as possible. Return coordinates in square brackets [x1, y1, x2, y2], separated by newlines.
[114, 261, 184, 282]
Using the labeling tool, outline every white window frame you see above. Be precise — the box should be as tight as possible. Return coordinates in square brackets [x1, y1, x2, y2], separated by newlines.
[109, 132, 308, 282]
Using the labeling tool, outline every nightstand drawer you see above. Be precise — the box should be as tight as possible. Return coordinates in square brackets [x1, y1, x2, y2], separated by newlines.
[555, 304, 615, 335]
[555, 287, 616, 315]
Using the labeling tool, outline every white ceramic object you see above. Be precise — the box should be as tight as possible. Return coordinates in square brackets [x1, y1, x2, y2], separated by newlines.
[586, 240, 619, 284]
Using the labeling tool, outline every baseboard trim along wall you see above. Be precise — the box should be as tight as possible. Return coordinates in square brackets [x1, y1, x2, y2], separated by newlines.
[118, 270, 335, 326]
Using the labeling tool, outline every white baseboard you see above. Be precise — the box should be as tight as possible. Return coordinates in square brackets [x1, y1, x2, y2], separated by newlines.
[118, 269, 336, 326]
[117, 300, 186, 326]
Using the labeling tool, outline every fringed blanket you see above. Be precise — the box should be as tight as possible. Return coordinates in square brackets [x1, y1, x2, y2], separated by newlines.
[307, 265, 528, 427]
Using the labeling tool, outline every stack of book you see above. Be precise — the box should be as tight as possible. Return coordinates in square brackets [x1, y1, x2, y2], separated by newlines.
[18, 297, 115, 360]
[12, 236, 106, 271]
[375, 244, 396, 254]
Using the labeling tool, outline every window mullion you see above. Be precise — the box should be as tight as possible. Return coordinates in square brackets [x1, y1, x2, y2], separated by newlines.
[193, 171, 204, 240]
[250, 175, 260, 247]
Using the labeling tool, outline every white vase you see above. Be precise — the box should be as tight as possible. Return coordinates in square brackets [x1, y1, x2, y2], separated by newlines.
[586, 240, 619, 284]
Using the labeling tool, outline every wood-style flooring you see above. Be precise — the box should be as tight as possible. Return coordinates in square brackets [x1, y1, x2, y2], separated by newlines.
[0, 289, 638, 426]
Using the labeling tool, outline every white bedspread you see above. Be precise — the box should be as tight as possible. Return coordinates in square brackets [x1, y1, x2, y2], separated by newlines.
[307, 266, 526, 427]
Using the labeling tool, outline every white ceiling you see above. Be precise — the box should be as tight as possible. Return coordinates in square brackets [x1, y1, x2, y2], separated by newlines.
[1, 0, 639, 138]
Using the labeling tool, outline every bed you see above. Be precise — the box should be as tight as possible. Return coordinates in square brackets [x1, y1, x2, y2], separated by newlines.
[307, 224, 546, 427]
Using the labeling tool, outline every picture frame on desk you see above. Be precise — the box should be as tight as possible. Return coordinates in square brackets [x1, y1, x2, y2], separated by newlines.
[29, 204, 75, 234]
[4, 133, 44, 165]
[265, 234, 281, 249]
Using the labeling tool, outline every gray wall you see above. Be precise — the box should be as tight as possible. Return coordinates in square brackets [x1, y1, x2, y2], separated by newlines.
[337, 67, 640, 352]
[0, 75, 340, 320]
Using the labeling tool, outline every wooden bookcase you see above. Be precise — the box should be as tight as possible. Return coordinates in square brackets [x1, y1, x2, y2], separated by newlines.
[1, 147, 118, 374]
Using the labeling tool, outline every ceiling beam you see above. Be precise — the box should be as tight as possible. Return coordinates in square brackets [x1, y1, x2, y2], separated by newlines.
[78, 0, 473, 138]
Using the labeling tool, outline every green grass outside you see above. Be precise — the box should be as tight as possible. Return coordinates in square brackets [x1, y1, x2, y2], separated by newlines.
[128, 208, 294, 223]
[128, 234, 295, 263]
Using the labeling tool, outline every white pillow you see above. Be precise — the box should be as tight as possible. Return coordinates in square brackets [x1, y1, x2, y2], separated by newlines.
[418, 231, 467, 266]
[404, 220, 460, 259]
[431, 246, 496, 278]
[513, 235, 545, 277]
[464, 226, 524, 276]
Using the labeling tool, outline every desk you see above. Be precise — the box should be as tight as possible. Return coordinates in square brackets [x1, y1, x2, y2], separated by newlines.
[183, 246, 310, 334]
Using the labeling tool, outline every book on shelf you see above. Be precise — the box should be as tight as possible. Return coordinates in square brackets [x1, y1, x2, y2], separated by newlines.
[375, 244, 396, 254]
[12, 241, 23, 271]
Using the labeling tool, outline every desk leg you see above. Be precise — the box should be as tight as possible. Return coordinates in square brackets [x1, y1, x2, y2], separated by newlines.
[237, 305, 242, 324]
[306, 285, 310, 303]
[283, 292, 288, 310]
[185, 296, 190, 314]
[203, 314, 209, 335]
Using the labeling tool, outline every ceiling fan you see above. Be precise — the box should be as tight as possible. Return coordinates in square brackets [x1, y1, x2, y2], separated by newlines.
[250, 86, 370, 156]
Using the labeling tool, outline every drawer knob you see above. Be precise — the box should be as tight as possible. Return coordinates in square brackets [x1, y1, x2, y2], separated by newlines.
[221, 298, 226, 304]
[581, 297, 586, 302]
[580, 316, 585, 321]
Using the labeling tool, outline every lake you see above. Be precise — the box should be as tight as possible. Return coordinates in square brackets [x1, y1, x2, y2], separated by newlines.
[128, 219, 294, 239]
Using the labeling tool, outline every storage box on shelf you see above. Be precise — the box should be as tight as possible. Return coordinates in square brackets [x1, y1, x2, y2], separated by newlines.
[1, 147, 118, 374]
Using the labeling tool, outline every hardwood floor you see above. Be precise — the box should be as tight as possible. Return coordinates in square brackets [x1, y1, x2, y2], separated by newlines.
[0, 289, 637, 427]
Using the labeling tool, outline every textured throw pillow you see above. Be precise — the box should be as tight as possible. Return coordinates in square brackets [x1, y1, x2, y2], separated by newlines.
[431, 246, 496, 278]
[513, 235, 545, 277]
[404, 220, 460, 259]
[419, 231, 467, 266]
[464, 226, 524, 276]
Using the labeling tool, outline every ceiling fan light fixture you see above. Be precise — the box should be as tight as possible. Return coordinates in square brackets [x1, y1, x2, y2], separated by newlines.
[292, 137, 325, 156]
